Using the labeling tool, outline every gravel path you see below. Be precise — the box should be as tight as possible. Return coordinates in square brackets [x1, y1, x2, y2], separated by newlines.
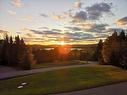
[0, 63, 127, 95]
[0, 64, 94, 80]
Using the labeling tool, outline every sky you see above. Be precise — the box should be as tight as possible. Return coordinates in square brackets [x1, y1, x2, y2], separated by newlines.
[0, 0, 127, 45]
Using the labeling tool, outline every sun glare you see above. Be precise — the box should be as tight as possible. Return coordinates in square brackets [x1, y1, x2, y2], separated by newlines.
[60, 41, 65, 46]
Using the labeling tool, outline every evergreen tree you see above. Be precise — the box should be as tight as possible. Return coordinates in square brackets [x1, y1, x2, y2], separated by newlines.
[101, 30, 127, 68]
[1, 35, 9, 65]
[0, 35, 35, 69]
[119, 30, 126, 40]
[97, 39, 104, 64]
[102, 36, 112, 64]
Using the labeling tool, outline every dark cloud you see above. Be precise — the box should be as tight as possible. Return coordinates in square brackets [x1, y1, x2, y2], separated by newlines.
[43, 30, 60, 35]
[40, 13, 48, 17]
[88, 24, 108, 32]
[30, 30, 43, 34]
[51, 29, 61, 32]
[71, 2, 113, 23]
[72, 11, 87, 22]
[26, 33, 34, 37]
[65, 26, 81, 31]
[66, 23, 108, 33]
[29, 23, 110, 43]
[86, 2, 112, 20]
[30, 29, 60, 35]
[116, 16, 127, 25]
[65, 32, 94, 40]
[23, 37, 46, 42]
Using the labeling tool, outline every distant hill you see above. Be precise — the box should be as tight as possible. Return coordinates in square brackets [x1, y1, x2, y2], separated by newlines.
[27, 44, 97, 50]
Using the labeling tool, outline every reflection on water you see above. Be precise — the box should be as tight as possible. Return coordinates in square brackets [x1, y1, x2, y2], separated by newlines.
[44, 48, 83, 51]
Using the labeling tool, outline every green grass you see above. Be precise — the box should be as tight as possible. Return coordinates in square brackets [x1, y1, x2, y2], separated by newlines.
[32, 60, 88, 69]
[0, 65, 127, 95]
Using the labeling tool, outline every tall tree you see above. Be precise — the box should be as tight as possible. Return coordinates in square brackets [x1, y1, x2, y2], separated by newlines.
[101, 30, 127, 68]
[119, 30, 126, 40]
[0, 35, 35, 69]
[97, 39, 104, 64]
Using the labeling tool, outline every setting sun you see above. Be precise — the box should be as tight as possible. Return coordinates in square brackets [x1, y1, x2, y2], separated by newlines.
[0, 0, 127, 95]
[60, 41, 65, 46]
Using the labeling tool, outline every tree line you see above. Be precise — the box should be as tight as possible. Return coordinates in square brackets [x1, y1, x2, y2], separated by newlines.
[32, 45, 97, 64]
[1, 30, 126, 70]
[0, 35, 35, 70]
[98, 30, 127, 69]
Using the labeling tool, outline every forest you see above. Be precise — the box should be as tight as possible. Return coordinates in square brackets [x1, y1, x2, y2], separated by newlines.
[0, 30, 127, 69]
[98, 30, 127, 69]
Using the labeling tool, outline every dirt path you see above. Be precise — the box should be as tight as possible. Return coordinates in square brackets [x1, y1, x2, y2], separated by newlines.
[53, 82, 127, 95]
[0, 65, 18, 73]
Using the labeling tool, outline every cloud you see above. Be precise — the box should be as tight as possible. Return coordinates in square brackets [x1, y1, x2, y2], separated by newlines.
[51, 29, 61, 32]
[27, 29, 61, 43]
[78, 23, 95, 30]
[86, 2, 112, 20]
[73, 0, 82, 9]
[116, 16, 127, 25]
[40, 13, 48, 17]
[53, 15, 65, 20]
[72, 11, 87, 23]
[38, 27, 49, 30]
[30, 29, 60, 35]
[64, 10, 73, 18]
[65, 26, 81, 31]
[64, 32, 96, 42]
[11, 0, 22, 8]
[20, 23, 111, 44]
[0, 30, 8, 33]
[0, 30, 8, 35]
[84, 23, 108, 32]
[21, 27, 31, 32]
[25, 33, 34, 37]
[69, 23, 108, 32]
[8, 10, 16, 15]
[23, 37, 46, 43]
[43, 30, 60, 35]
[86, 23, 108, 32]
[30, 30, 43, 34]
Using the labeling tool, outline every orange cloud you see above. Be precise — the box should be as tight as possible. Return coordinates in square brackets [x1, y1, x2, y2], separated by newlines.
[116, 16, 127, 25]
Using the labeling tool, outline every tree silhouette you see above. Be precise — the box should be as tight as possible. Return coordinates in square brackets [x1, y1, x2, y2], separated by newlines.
[0, 35, 35, 70]
[100, 30, 127, 68]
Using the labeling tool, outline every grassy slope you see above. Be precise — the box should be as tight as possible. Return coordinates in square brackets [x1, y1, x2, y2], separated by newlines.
[32, 60, 87, 69]
[0, 65, 127, 95]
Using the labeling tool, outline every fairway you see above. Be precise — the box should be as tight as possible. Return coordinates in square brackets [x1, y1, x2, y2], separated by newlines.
[0, 65, 127, 95]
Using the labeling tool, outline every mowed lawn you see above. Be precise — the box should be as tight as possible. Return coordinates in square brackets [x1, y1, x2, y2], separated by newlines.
[0, 65, 127, 95]
[32, 60, 87, 69]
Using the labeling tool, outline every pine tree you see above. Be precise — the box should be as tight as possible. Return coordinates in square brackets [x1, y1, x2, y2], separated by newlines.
[101, 30, 127, 68]
[0, 35, 35, 69]
[102, 36, 112, 64]
[119, 30, 125, 40]
[97, 39, 104, 64]
[1, 35, 9, 65]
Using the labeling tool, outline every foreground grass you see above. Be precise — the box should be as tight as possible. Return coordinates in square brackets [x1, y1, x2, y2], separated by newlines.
[32, 60, 88, 69]
[0, 65, 127, 95]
